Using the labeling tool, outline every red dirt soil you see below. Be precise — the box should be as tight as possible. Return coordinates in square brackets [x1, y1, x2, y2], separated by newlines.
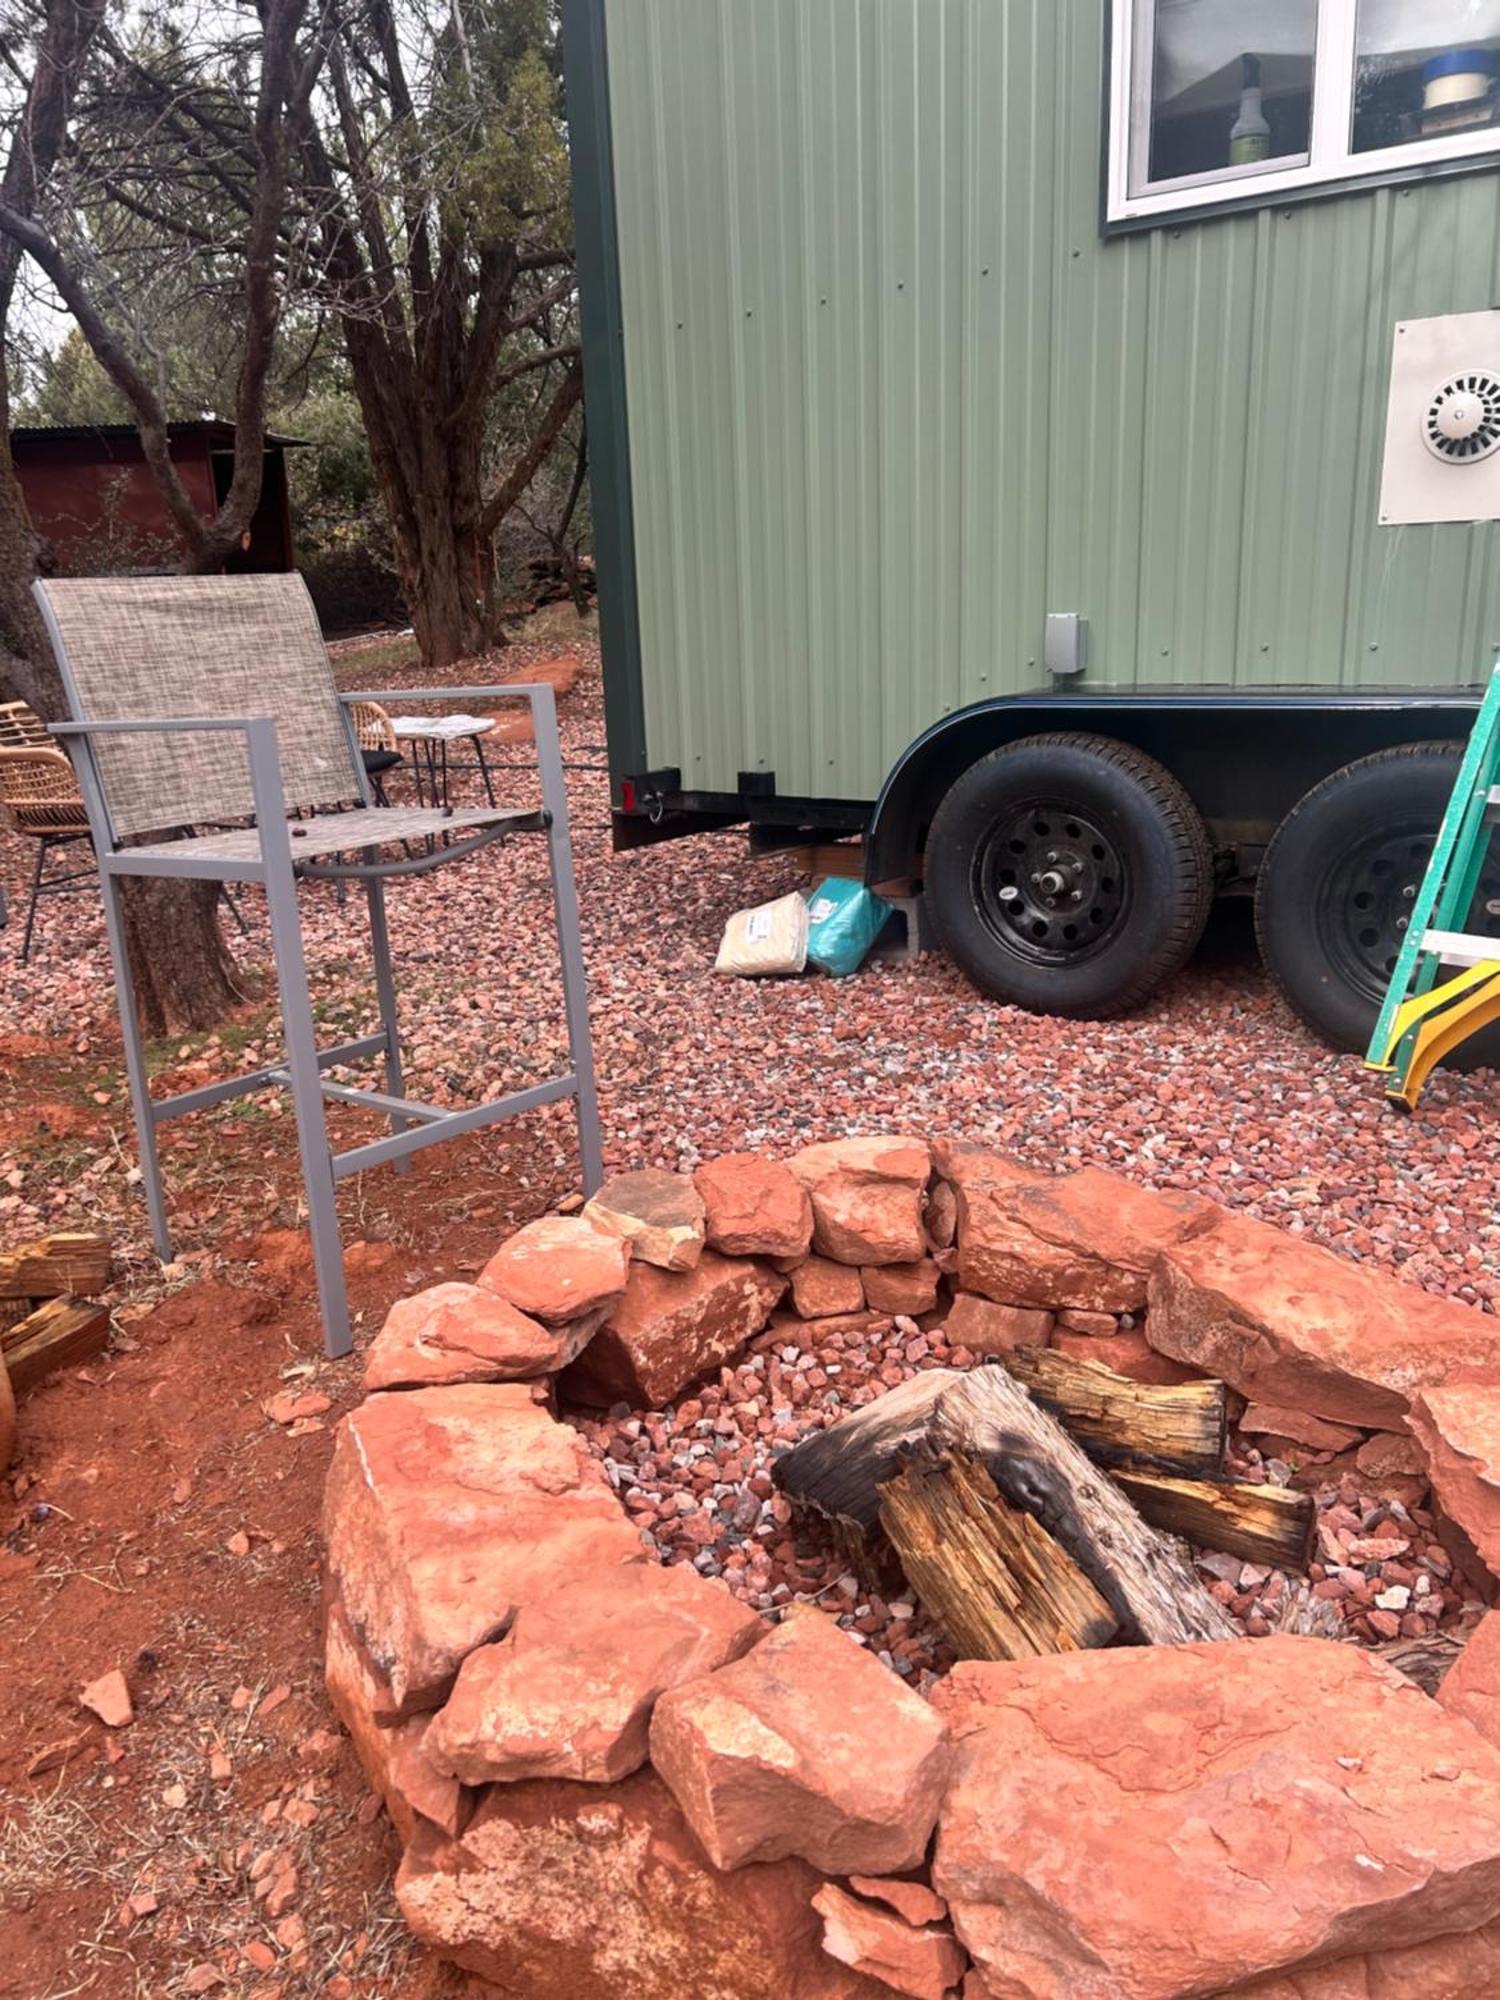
[0, 1123, 542, 2000]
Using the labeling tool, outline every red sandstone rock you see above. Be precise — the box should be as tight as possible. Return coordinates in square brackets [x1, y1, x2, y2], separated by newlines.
[1410, 1386, 1500, 1580]
[322, 1386, 643, 1711]
[813, 1882, 967, 2000]
[925, 1178, 957, 1251]
[846, 1877, 948, 1928]
[1147, 1211, 1500, 1429]
[423, 1563, 763, 1785]
[650, 1606, 951, 1875]
[1438, 1611, 1500, 1746]
[583, 1169, 707, 1272]
[1356, 1432, 1427, 1479]
[861, 1261, 941, 1317]
[791, 1257, 866, 1320]
[1239, 1403, 1365, 1453]
[695, 1154, 815, 1261]
[362, 1282, 587, 1391]
[562, 1252, 786, 1407]
[1049, 1327, 1204, 1386]
[787, 1138, 931, 1267]
[935, 1144, 1216, 1311]
[945, 1294, 1054, 1354]
[931, 1637, 1500, 2000]
[323, 1598, 468, 1844]
[1056, 1308, 1119, 1336]
[79, 1669, 133, 1729]
[396, 1767, 882, 2000]
[1228, 1922, 1500, 1999]
[480, 1215, 630, 1325]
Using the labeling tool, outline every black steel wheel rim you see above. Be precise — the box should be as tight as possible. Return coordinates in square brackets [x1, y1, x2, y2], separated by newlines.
[970, 799, 1130, 966]
[1319, 827, 1500, 1002]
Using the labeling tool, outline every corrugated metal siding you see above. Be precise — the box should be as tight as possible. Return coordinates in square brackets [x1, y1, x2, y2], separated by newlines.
[603, 0, 1500, 800]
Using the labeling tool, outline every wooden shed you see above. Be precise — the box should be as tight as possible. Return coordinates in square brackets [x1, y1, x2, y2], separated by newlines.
[11, 420, 305, 575]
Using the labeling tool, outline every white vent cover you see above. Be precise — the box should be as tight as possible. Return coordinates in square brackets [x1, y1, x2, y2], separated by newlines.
[1381, 313, 1500, 525]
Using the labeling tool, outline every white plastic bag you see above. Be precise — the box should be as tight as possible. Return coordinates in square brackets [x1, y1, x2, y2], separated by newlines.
[714, 891, 809, 977]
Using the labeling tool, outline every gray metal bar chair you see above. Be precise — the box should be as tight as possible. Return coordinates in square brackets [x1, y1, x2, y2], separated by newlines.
[32, 573, 603, 1357]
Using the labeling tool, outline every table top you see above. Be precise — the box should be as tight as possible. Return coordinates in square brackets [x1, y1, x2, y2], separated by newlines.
[389, 714, 497, 741]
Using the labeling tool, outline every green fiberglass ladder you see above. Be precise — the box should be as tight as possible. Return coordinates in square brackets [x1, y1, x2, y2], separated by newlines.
[1366, 660, 1500, 1108]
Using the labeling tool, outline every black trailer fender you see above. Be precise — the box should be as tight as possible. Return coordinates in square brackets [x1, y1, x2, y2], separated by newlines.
[862, 688, 1483, 888]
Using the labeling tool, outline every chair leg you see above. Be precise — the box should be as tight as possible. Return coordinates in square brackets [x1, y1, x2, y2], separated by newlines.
[96, 866, 174, 1261]
[364, 874, 412, 1175]
[531, 698, 604, 1197]
[262, 852, 351, 1358]
[224, 885, 251, 937]
[474, 731, 497, 807]
[20, 836, 50, 966]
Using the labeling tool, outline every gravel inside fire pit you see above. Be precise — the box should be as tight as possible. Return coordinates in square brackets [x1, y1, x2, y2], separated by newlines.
[568, 1309, 1487, 1686]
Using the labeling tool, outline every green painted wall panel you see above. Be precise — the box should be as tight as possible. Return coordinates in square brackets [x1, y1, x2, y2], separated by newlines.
[602, 0, 1500, 800]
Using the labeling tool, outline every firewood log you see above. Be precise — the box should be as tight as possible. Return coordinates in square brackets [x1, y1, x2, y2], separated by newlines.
[878, 1444, 1118, 1659]
[1113, 1468, 1314, 1573]
[1000, 1345, 1226, 1474]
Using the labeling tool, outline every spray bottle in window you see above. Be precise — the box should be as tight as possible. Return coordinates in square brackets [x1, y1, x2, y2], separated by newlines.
[1229, 54, 1271, 165]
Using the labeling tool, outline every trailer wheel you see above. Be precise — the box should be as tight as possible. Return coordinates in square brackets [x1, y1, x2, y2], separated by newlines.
[924, 734, 1214, 1017]
[1255, 743, 1500, 1062]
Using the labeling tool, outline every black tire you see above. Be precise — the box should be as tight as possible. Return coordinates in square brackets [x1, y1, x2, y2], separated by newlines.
[1255, 743, 1500, 1065]
[924, 733, 1214, 1018]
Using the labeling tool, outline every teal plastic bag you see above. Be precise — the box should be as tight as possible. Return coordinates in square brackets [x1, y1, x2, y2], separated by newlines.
[805, 877, 892, 977]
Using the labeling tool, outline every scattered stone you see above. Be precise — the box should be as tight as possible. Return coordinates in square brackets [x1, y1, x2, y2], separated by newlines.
[935, 1145, 1216, 1310]
[561, 1253, 787, 1407]
[1357, 1432, 1428, 1479]
[924, 1179, 957, 1252]
[397, 1768, 853, 1999]
[362, 1282, 586, 1392]
[787, 1137, 931, 1267]
[944, 1294, 1054, 1354]
[847, 1876, 949, 1928]
[264, 1389, 332, 1425]
[583, 1169, 707, 1272]
[257, 1684, 291, 1718]
[323, 1598, 469, 1845]
[226, 1531, 252, 1558]
[1409, 1386, 1500, 1578]
[813, 1881, 967, 2000]
[79, 1669, 133, 1729]
[650, 1605, 951, 1874]
[26, 1734, 86, 1778]
[1239, 1404, 1364, 1453]
[323, 1385, 644, 1711]
[1149, 1212, 1500, 1429]
[862, 1261, 941, 1317]
[790, 1257, 865, 1320]
[932, 1636, 1500, 1999]
[424, 1563, 763, 1785]
[694, 1153, 814, 1260]
[480, 1216, 630, 1326]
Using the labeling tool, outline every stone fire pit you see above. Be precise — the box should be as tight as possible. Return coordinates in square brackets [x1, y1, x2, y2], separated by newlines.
[322, 1137, 1500, 1999]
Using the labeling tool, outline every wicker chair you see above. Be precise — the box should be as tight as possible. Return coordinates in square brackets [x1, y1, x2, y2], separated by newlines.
[0, 734, 94, 963]
[350, 699, 403, 804]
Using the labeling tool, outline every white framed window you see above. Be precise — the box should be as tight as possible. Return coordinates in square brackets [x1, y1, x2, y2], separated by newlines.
[1108, 1, 1500, 225]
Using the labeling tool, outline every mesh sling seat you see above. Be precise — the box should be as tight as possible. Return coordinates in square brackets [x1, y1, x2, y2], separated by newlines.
[34, 573, 603, 1357]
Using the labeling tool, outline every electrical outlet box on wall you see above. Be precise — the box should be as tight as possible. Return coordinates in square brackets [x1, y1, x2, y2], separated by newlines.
[1380, 312, 1500, 526]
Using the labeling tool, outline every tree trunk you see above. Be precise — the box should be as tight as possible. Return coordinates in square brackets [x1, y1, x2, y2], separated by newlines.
[116, 876, 249, 1037]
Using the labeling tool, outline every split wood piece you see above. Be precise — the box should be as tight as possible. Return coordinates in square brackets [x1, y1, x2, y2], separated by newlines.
[878, 1444, 1119, 1660]
[1113, 1468, 1314, 1573]
[2, 1295, 111, 1395]
[772, 1370, 955, 1575]
[1001, 1345, 1226, 1475]
[929, 1366, 1240, 1645]
[0, 1230, 111, 1301]
[1373, 1631, 1464, 1697]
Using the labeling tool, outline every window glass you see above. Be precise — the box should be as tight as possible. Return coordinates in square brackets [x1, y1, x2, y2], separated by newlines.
[1144, 1, 1318, 188]
[1353, 0, 1500, 153]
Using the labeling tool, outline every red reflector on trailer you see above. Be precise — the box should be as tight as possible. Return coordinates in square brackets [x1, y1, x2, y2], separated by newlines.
[621, 778, 637, 812]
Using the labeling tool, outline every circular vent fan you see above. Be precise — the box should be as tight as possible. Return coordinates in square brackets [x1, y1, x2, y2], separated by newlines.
[1424, 372, 1500, 463]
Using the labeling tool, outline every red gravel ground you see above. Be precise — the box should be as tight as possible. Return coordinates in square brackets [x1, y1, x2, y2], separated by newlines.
[1, 622, 1495, 1997]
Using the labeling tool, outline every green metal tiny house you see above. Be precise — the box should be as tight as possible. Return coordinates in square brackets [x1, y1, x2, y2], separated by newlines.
[563, 0, 1500, 1044]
